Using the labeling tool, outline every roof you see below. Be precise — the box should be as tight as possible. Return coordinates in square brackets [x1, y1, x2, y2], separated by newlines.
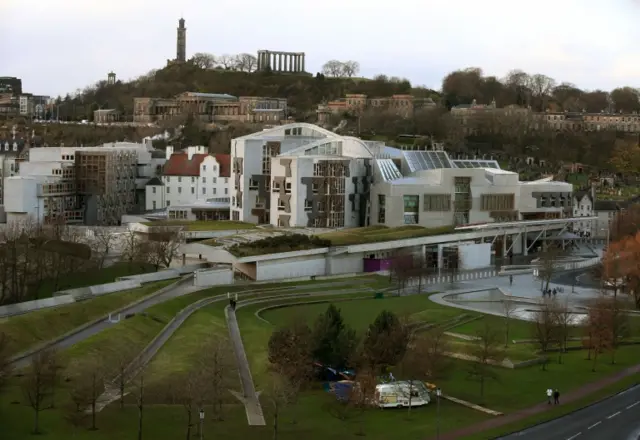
[573, 190, 593, 202]
[163, 152, 208, 176]
[594, 200, 623, 211]
[146, 177, 164, 186]
[0, 138, 26, 155]
[182, 92, 236, 100]
[213, 154, 230, 177]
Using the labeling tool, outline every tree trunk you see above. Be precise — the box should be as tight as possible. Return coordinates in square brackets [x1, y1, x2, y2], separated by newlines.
[407, 381, 413, 418]
[33, 407, 40, 434]
[91, 401, 97, 430]
[273, 405, 278, 440]
[185, 409, 192, 440]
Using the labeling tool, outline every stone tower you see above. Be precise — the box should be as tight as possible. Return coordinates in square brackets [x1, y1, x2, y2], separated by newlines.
[107, 71, 116, 85]
[176, 18, 186, 63]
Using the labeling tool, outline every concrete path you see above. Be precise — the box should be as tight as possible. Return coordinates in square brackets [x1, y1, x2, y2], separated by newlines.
[433, 363, 640, 440]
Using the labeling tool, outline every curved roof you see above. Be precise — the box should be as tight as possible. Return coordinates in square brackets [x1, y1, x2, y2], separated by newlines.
[234, 122, 337, 141]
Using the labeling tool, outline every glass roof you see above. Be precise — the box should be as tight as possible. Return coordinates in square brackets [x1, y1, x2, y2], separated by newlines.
[452, 159, 501, 169]
[403, 151, 454, 172]
[377, 159, 402, 181]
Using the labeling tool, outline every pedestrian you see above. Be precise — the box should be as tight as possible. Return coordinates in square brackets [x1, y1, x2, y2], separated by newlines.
[509, 275, 513, 286]
[546, 388, 553, 404]
[553, 389, 560, 405]
[552, 288, 557, 297]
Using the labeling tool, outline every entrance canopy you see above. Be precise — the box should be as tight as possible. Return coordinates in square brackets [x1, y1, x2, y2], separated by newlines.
[543, 231, 581, 240]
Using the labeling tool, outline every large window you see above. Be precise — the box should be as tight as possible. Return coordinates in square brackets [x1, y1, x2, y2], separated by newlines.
[378, 195, 386, 223]
[403, 195, 419, 224]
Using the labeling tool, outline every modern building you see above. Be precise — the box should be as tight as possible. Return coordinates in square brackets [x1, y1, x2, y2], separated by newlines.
[231, 123, 573, 232]
[133, 93, 287, 124]
[0, 77, 22, 95]
[145, 145, 230, 212]
[18, 94, 50, 118]
[317, 94, 436, 124]
[3, 141, 166, 225]
[0, 138, 27, 221]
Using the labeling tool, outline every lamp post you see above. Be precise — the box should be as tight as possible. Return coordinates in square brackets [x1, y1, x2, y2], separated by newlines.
[436, 387, 442, 440]
[199, 409, 204, 440]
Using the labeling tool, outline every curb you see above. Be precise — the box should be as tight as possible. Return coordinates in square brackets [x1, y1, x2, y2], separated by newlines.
[253, 294, 374, 325]
[8, 274, 189, 366]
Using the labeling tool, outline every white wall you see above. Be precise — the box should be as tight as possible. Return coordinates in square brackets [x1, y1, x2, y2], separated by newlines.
[255, 254, 326, 280]
[328, 253, 364, 275]
[194, 268, 233, 287]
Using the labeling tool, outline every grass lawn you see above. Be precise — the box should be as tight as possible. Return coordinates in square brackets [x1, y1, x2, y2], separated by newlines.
[32, 262, 156, 298]
[0, 279, 175, 358]
[142, 220, 256, 231]
[318, 225, 456, 246]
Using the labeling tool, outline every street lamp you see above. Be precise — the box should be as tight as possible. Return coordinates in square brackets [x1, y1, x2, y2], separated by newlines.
[199, 409, 204, 440]
[436, 387, 442, 440]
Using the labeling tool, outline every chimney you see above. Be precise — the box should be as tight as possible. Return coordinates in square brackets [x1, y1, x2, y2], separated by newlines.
[166, 145, 174, 160]
[187, 146, 197, 160]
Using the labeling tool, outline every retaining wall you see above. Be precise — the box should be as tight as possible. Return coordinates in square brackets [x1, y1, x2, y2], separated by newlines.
[194, 268, 234, 287]
[0, 295, 76, 318]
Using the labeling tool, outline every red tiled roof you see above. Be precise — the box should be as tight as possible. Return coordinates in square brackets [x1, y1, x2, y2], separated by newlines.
[214, 154, 230, 178]
[163, 153, 208, 176]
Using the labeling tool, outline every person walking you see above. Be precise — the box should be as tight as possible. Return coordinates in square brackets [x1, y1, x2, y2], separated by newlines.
[509, 275, 513, 286]
[554, 389, 560, 405]
[546, 388, 553, 404]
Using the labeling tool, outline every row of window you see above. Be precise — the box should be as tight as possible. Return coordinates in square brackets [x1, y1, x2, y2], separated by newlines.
[152, 186, 228, 196]
[163, 175, 227, 184]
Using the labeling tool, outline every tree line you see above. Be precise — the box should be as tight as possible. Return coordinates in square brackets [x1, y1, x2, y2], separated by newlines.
[0, 221, 182, 306]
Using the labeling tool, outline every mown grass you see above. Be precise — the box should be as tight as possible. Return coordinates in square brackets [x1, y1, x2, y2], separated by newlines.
[318, 225, 456, 246]
[0, 279, 174, 357]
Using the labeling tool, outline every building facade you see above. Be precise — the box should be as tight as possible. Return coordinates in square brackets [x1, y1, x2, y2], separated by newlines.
[231, 123, 574, 229]
[571, 189, 594, 236]
[3, 141, 166, 225]
[145, 145, 230, 211]
[317, 94, 436, 124]
[133, 93, 287, 124]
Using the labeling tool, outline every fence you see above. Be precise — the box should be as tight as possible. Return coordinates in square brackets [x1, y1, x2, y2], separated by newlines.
[405, 268, 499, 287]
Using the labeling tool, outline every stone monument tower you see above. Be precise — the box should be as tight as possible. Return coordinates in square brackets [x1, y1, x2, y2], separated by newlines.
[107, 71, 116, 85]
[176, 18, 186, 63]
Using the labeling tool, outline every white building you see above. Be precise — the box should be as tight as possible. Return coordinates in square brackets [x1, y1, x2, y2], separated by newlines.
[0, 138, 25, 221]
[145, 145, 230, 211]
[3, 140, 166, 224]
[230, 123, 573, 229]
[571, 189, 594, 236]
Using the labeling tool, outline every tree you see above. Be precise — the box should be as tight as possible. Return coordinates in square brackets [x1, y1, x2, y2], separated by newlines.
[189, 52, 216, 69]
[235, 53, 258, 72]
[146, 226, 182, 270]
[167, 370, 209, 440]
[120, 228, 148, 270]
[89, 227, 117, 269]
[0, 332, 11, 396]
[584, 299, 611, 371]
[133, 374, 145, 440]
[502, 295, 517, 348]
[321, 60, 345, 77]
[466, 320, 504, 400]
[264, 372, 297, 440]
[341, 61, 360, 78]
[111, 346, 136, 410]
[603, 231, 640, 308]
[202, 338, 234, 420]
[69, 361, 105, 430]
[361, 310, 409, 372]
[397, 328, 450, 416]
[610, 87, 640, 114]
[589, 294, 629, 365]
[528, 74, 556, 111]
[268, 320, 313, 392]
[21, 349, 59, 434]
[216, 54, 237, 70]
[608, 139, 640, 176]
[537, 243, 564, 293]
[551, 299, 574, 363]
[310, 305, 357, 369]
[389, 249, 413, 294]
[531, 299, 559, 370]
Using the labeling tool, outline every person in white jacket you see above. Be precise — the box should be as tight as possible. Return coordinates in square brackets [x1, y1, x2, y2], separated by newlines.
[546, 388, 553, 404]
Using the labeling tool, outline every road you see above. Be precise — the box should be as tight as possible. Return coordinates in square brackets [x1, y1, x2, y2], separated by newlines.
[497, 385, 640, 440]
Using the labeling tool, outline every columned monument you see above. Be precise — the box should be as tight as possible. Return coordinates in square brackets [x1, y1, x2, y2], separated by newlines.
[257, 50, 306, 73]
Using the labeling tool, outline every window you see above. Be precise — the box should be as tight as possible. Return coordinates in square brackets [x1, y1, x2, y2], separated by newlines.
[272, 181, 281, 192]
[152, 187, 156, 194]
[256, 196, 265, 208]
[152, 201, 156, 210]
[178, 177, 182, 183]
[224, 188, 228, 195]
[202, 187, 206, 194]
[278, 199, 286, 210]
[213, 177, 217, 184]
[178, 187, 182, 194]
[249, 179, 259, 190]
[403, 195, 419, 225]
[202, 177, 206, 183]
[165, 176, 170, 183]
[304, 199, 312, 211]
[166, 187, 171, 194]
[378, 194, 386, 223]
[480, 194, 515, 211]
[311, 183, 319, 194]
[191, 187, 195, 194]
[202, 165, 206, 171]
[213, 188, 217, 194]
[285, 182, 291, 194]
[191, 177, 195, 183]
[166, 200, 171, 207]
[225, 178, 228, 184]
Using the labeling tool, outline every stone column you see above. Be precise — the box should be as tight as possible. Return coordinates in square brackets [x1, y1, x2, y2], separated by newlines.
[301, 53, 305, 72]
[284, 54, 289, 72]
[278, 53, 283, 71]
[257, 52, 262, 70]
[296, 55, 300, 72]
[293, 55, 297, 72]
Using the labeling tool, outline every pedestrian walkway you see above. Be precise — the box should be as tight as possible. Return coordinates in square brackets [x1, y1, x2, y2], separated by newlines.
[432, 363, 640, 440]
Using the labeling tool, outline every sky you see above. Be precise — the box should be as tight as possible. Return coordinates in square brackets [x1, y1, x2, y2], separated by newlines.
[4, 0, 640, 98]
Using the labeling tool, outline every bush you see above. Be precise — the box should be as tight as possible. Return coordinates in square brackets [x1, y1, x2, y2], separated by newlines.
[228, 234, 331, 257]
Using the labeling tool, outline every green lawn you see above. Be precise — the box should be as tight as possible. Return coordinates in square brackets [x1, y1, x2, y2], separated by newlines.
[318, 225, 456, 246]
[142, 220, 256, 231]
[33, 262, 156, 298]
[0, 279, 174, 358]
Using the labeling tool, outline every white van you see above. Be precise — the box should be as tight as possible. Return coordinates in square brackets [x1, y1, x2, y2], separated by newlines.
[375, 381, 431, 409]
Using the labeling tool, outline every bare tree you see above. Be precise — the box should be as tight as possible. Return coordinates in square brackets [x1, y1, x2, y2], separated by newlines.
[341, 60, 360, 77]
[21, 349, 59, 434]
[202, 338, 234, 420]
[0, 332, 12, 395]
[146, 226, 182, 270]
[89, 227, 117, 269]
[120, 228, 148, 270]
[265, 372, 297, 440]
[551, 299, 574, 363]
[217, 54, 237, 70]
[537, 244, 564, 293]
[321, 60, 345, 77]
[133, 374, 145, 440]
[389, 249, 413, 294]
[69, 360, 105, 431]
[168, 371, 209, 440]
[189, 52, 216, 69]
[111, 347, 136, 410]
[467, 320, 504, 400]
[502, 295, 517, 348]
[531, 300, 559, 370]
[235, 53, 258, 72]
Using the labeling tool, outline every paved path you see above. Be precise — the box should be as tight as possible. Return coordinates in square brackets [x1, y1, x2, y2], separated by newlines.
[432, 363, 640, 440]
[9, 276, 200, 369]
[496, 384, 640, 440]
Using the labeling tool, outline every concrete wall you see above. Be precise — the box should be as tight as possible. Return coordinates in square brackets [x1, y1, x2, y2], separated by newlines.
[458, 243, 491, 270]
[0, 295, 76, 318]
[56, 279, 142, 299]
[328, 253, 365, 275]
[119, 269, 181, 283]
[194, 268, 233, 287]
[256, 254, 326, 280]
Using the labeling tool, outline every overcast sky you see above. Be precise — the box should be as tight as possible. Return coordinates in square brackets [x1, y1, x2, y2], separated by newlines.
[4, 0, 640, 98]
